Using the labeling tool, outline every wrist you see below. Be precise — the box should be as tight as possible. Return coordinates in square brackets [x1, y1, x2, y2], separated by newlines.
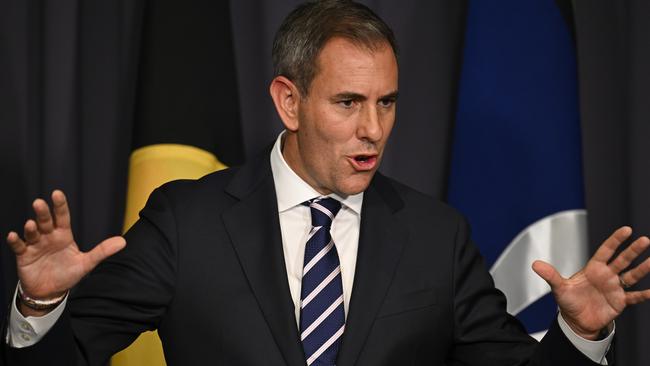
[560, 312, 603, 341]
[17, 281, 68, 315]
[17, 297, 53, 317]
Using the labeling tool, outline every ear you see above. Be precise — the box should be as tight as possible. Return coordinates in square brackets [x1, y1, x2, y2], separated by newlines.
[269, 76, 302, 131]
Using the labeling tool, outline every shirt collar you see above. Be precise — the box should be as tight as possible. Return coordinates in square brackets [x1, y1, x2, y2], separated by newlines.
[270, 131, 363, 214]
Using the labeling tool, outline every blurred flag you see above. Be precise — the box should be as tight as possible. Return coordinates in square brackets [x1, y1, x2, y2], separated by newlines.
[447, 0, 587, 339]
[111, 0, 242, 365]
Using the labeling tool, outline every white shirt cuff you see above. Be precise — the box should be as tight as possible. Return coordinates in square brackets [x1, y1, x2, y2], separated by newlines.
[5, 284, 68, 348]
[557, 313, 613, 365]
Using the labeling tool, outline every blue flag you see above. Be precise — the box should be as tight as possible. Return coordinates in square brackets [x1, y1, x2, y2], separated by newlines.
[448, 0, 588, 339]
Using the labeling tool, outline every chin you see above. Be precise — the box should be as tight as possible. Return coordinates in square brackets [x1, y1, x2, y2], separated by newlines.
[337, 175, 374, 196]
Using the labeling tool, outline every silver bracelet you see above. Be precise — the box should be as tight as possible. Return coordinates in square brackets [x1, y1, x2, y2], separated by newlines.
[17, 281, 68, 311]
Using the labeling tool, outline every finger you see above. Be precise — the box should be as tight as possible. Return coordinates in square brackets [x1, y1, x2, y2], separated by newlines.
[51, 190, 71, 229]
[620, 256, 650, 287]
[6, 232, 27, 255]
[626, 289, 650, 305]
[532, 260, 564, 289]
[609, 235, 650, 273]
[33, 198, 55, 234]
[23, 220, 40, 244]
[84, 236, 127, 270]
[592, 226, 633, 263]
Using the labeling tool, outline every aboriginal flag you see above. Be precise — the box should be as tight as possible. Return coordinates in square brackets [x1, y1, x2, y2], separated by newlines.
[111, 0, 243, 365]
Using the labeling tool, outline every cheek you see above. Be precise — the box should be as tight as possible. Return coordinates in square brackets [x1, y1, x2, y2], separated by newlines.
[302, 106, 364, 163]
[314, 106, 357, 139]
[299, 129, 341, 174]
[380, 110, 396, 133]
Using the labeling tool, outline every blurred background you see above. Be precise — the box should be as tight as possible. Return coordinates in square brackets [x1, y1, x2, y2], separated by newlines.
[1, 0, 648, 365]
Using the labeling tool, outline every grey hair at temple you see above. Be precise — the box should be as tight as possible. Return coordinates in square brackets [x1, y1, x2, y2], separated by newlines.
[271, 0, 399, 96]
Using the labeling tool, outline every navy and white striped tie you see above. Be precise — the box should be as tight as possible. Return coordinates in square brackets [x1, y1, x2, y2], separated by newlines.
[300, 197, 345, 366]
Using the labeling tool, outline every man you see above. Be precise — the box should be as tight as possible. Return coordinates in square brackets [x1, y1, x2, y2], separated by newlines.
[3, 1, 650, 365]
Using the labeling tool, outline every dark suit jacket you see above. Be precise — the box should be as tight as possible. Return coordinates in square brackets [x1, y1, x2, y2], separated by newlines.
[2, 153, 605, 365]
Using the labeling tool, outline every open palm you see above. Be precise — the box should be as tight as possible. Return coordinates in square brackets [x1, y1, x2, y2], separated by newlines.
[6, 190, 126, 300]
[533, 227, 650, 339]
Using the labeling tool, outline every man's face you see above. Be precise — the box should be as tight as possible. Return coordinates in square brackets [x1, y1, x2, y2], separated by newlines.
[282, 37, 398, 196]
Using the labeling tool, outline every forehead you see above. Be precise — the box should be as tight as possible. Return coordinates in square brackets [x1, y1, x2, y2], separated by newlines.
[311, 37, 398, 93]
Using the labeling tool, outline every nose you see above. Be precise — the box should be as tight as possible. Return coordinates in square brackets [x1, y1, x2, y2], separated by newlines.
[357, 105, 383, 142]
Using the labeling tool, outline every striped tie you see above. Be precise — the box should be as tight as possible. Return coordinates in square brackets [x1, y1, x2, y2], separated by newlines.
[300, 197, 345, 366]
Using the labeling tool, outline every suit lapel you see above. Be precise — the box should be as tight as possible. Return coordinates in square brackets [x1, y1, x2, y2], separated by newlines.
[222, 156, 306, 366]
[221, 156, 406, 366]
[337, 174, 407, 366]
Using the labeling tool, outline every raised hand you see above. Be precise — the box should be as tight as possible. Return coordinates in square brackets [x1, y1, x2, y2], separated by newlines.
[533, 226, 650, 340]
[6, 190, 126, 313]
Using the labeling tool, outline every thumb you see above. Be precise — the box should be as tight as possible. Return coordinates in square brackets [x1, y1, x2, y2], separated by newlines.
[532, 260, 564, 290]
[85, 236, 127, 270]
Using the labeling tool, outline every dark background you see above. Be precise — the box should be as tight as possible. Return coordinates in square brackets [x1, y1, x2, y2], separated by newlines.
[1, 0, 648, 364]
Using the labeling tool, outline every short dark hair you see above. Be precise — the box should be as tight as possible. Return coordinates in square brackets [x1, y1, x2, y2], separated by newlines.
[272, 0, 398, 96]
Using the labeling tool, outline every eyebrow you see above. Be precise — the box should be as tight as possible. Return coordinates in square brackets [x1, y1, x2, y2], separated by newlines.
[380, 91, 399, 101]
[330, 90, 399, 102]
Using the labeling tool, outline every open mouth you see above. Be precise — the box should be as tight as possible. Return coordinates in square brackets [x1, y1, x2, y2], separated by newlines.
[349, 154, 378, 171]
[355, 155, 372, 162]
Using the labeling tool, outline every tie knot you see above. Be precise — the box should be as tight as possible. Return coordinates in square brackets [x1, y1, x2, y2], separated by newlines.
[306, 197, 341, 228]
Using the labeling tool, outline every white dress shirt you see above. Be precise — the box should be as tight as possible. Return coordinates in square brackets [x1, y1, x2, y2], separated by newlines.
[7, 131, 613, 365]
[270, 131, 363, 326]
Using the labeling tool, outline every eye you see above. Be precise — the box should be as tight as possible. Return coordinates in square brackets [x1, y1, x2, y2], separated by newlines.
[378, 98, 395, 108]
[338, 100, 354, 108]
